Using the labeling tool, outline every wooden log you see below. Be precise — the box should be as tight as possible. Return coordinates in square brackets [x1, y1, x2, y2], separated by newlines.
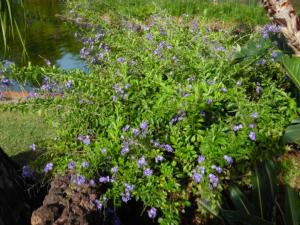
[261, 0, 300, 56]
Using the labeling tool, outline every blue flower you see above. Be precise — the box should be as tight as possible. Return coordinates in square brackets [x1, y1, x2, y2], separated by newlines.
[82, 161, 89, 168]
[197, 155, 205, 163]
[208, 173, 218, 188]
[137, 156, 147, 168]
[224, 155, 233, 164]
[44, 162, 53, 173]
[68, 161, 76, 170]
[140, 121, 148, 131]
[30, 143, 36, 151]
[147, 207, 157, 219]
[249, 131, 256, 141]
[22, 165, 33, 178]
[111, 166, 118, 174]
[94, 200, 103, 210]
[155, 155, 164, 163]
[83, 135, 91, 145]
[193, 169, 203, 183]
[206, 98, 213, 104]
[76, 174, 85, 185]
[89, 179, 96, 187]
[99, 176, 110, 183]
[252, 112, 258, 119]
[144, 168, 153, 177]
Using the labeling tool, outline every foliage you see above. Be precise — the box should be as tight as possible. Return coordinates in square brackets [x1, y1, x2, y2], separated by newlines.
[66, 0, 267, 25]
[221, 161, 300, 225]
[2, 9, 299, 225]
[0, 0, 25, 54]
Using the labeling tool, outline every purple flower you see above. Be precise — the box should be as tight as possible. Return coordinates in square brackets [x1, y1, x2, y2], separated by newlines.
[206, 98, 213, 104]
[220, 87, 228, 93]
[94, 200, 103, 209]
[271, 51, 277, 59]
[236, 81, 242, 86]
[122, 183, 134, 203]
[111, 166, 118, 174]
[22, 165, 33, 178]
[146, 33, 153, 40]
[198, 155, 205, 163]
[112, 95, 117, 102]
[198, 166, 205, 174]
[249, 131, 256, 141]
[155, 155, 164, 163]
[144, 168, 153, 177]
[209, 173, 218, 188]
[78, 134, 84, 141]
[121, 142, 129, 155]
[117, 57, 125, 63]
[30, 143, 36, 151]
[208, 80, 215, 85]
[137, 156, 147, 168]
[77, 174, 85, 185]
[233, 124, 243, 132]
[147, 207, 157, 219]
[68, 161, 76, 170]
[99, 176, 110, 183]
[140, 121, 148, 131]
[224, 155, 233, 164]
[44, 162, 53, 173]
[151, 140, 161, 148]
[211, 165, 222, 174]
[200, 110, 206, 117]
[82, 161, 89, 168]
[252, 112, 258, 119]
[83, 135, 91, 145]
[122, 125, 130, 132]
[89, 179, 96, 187]
[193, 169, 203, 183]
[162, 144, 173, 153]
[132, 128, 140, 137]
[65, 80, 72, 88]
[249, 123, 255, 129]
[101, 148, 107, 154]
[125, 183, 134, 191]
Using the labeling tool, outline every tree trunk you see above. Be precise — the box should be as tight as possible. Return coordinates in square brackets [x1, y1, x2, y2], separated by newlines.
[0, 148, 31, 225]
[261, 0, 300, 56]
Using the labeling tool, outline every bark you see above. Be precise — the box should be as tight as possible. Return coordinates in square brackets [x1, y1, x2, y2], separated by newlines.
[261, 0, 300, 56]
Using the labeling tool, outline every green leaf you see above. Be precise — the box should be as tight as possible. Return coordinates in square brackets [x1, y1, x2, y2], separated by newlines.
[283, 123, 300, 144]
[252, 161, 277, 221]
[229, 185, 255, 215]
[284, 186, 300, 225]
[281, 56, 300, 91]
[222, 210, 274, 225]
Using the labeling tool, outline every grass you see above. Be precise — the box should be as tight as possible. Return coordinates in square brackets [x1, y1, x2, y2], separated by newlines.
[0, 110, 53, 157]
[70, 0, 268, 25]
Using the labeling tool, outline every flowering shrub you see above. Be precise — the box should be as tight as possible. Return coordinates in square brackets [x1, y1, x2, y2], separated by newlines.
[2, 14, 298, 225]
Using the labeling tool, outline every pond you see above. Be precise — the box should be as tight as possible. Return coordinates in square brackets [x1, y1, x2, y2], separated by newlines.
[0, 0, 87, 71]
[1, 0, 299, 71]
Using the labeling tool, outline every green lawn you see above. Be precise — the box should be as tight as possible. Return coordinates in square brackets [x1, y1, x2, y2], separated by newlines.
[0, 110, 53, 157]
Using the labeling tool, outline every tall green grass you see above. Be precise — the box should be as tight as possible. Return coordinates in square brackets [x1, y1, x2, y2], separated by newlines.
[0, 0, 26, 55]
[75, 0, 267, 24]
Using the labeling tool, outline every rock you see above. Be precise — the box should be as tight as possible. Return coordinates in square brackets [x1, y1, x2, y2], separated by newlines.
[31, 174, 104, 225]
[0, 148, 31, 225]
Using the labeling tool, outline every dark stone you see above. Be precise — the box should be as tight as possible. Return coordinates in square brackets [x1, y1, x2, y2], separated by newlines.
[0, 148, 31, 225]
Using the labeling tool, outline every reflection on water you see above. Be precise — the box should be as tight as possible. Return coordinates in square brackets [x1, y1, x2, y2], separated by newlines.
[1, 0, 299, 71]
[1, 0, 86, 71]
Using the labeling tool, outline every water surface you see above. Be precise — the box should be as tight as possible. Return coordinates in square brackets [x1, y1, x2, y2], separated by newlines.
[1, 0, 86, 71]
